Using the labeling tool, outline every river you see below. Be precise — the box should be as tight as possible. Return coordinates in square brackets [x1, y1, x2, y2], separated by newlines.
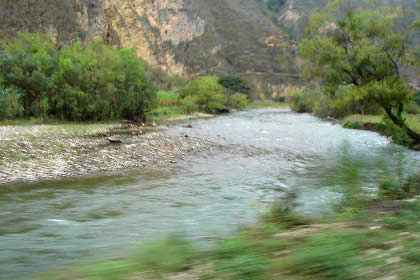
[0, 108, 419, 279]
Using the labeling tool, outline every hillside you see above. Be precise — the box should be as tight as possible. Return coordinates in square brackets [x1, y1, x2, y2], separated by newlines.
[0, 0, 418, 96]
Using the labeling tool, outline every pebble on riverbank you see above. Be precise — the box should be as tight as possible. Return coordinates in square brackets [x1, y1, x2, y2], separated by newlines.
[0, 123, 215, 185]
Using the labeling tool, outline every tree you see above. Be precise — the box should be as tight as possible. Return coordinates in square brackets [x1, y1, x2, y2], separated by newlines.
[300, 0, 420, 144]
[218, 75, 252, 97]
[181, 76, 228, 113]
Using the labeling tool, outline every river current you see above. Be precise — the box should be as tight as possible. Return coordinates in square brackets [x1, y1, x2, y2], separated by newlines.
[1, 108, 419, 279]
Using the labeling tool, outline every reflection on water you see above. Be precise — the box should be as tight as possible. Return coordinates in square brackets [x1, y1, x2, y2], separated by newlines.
[0, 108, 419, 279]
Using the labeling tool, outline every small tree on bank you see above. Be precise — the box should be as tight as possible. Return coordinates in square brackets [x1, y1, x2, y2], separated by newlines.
[300, 0, 420, 144]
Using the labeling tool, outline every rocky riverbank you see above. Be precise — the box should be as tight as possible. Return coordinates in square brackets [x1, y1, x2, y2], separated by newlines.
[0, 122, 216, 185]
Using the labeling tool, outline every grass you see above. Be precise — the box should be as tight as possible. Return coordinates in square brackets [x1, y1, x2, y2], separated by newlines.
[31, 197, 420, 280]
[343, 114, 420, 133]
[247, 101, 290, 109]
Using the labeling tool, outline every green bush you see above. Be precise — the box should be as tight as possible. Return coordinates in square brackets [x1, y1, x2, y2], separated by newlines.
[181, 96, 199, 115]
[258, 93, 265, 101]
[218, 75, 251, 96]
[181, 76, 228, 113]
[272, 96, 285, 102]
[414, 90, 420, 105]
[377, 116, 413, 147]
[230, 93, 248, 109]
[291, 230, 362, 280]
[0, 86, 23, 119]
[264, 203, 310, 228]
[405, 101, 419, 114]
[132, 235, 195, 273]
[214, 235, 270, 280]
[343, 120, 361, 129]
[288, 90, 323, 113]
[0, 33, 157, 121]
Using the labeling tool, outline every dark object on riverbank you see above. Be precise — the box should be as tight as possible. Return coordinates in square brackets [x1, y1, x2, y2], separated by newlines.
[185, 124, 193, 128]
[107, 137, 122, 144]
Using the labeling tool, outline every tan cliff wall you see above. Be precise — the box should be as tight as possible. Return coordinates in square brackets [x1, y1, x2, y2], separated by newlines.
[0, 0, 305, 96]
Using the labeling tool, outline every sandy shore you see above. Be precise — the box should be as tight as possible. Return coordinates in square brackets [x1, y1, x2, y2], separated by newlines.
[0, 122, 215, 185]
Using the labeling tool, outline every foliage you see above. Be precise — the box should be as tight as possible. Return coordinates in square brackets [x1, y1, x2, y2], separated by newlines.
[214, 234, 271, 280]
[0, 33, 58, 117]
[258, 93, 265, 102]
[181, 96, 199, 115]
[377, 117, 414, 147]
[230, 93, 248, 109]
[0, 86, 23, 119]
[0, 33, 157, 121]
[414, 91, 420, 105]
[132, 235, 195, 273]
[405, 101, 419, 114]
[145, 65, 186, 90]
[181, 76, 228, 113]
[290, 230, 362, 280]
[288, 90, 322, 113]
[300, 0, 420, 144]
[263, 203, 310, 229]
[218, 75, 252, 96]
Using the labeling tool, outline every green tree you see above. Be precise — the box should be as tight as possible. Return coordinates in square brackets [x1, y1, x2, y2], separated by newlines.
[300, 0, 420, 144]
[181, 76, 228, 113]
[218, 75, 252, 96]
[0, 33, 57, 117]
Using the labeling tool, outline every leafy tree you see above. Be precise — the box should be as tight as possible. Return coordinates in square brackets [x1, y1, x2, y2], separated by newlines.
[218, 76, 252, 96]
[300, 0, 420, 144]
[0, 33, 157, 121]
[0, 86, 23, 119]
[0, 33, 57, 117]
[181, 76, 228, 113]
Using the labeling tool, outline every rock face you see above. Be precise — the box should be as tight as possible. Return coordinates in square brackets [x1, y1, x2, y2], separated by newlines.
[0, 0, 417, 96]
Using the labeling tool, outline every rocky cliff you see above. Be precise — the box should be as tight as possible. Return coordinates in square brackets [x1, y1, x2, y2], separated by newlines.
[0, 0, 417, 96]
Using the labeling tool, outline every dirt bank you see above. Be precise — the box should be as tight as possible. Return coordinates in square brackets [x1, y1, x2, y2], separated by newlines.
[0, 122, 216, 185]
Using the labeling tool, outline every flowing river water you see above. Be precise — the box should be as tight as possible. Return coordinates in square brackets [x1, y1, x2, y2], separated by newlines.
[1, 108, 419, 279]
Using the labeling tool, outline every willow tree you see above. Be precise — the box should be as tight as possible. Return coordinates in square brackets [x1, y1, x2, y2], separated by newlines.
[300, 0, 420, 144]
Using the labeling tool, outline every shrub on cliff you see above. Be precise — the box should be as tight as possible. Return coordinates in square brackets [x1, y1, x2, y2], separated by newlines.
[181, 76, 228, 113]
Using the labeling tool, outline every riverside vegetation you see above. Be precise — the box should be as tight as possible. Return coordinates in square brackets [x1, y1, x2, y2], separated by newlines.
[288, 0, 420, 149]
[31, 147, 420, 280]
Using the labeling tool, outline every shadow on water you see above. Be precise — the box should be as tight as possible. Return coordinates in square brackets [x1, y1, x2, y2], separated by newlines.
[1, 108, 419, 279]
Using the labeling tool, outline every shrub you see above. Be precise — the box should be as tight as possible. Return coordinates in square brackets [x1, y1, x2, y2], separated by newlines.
[0, 33, 158, 121]
[272, 96, 285, 102]
[230, 93, 248, 109]
[291, 230, 362, 280]
[181, 96, 199, 115]
[214, 235, 270, 280]
[0, 86, 23, 119]
[414, 90, 420, 105]
[181, 76, 228, 113]
[288, 90, 322, 113]
[132, 235, 195, 273]
[377, 116, 413, 147]
[406, 101, 419, 114]
[264, 203, 310, 228]
[258, 93, 265, 101]
[218, 76, 251, 96]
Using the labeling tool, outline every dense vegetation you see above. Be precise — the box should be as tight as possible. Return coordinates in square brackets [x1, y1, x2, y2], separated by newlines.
[294, 0, 420, 147]
[0, 33, 157, 121]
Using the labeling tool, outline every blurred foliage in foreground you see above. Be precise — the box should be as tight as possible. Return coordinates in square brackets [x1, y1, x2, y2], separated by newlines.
[33, 144, 420, 280]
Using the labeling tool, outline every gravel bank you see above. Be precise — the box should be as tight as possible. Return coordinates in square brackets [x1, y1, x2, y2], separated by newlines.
[0, 123, 215, 185]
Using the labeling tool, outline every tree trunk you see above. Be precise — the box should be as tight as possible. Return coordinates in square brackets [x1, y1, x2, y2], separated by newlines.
[383, 105, 420, 145]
